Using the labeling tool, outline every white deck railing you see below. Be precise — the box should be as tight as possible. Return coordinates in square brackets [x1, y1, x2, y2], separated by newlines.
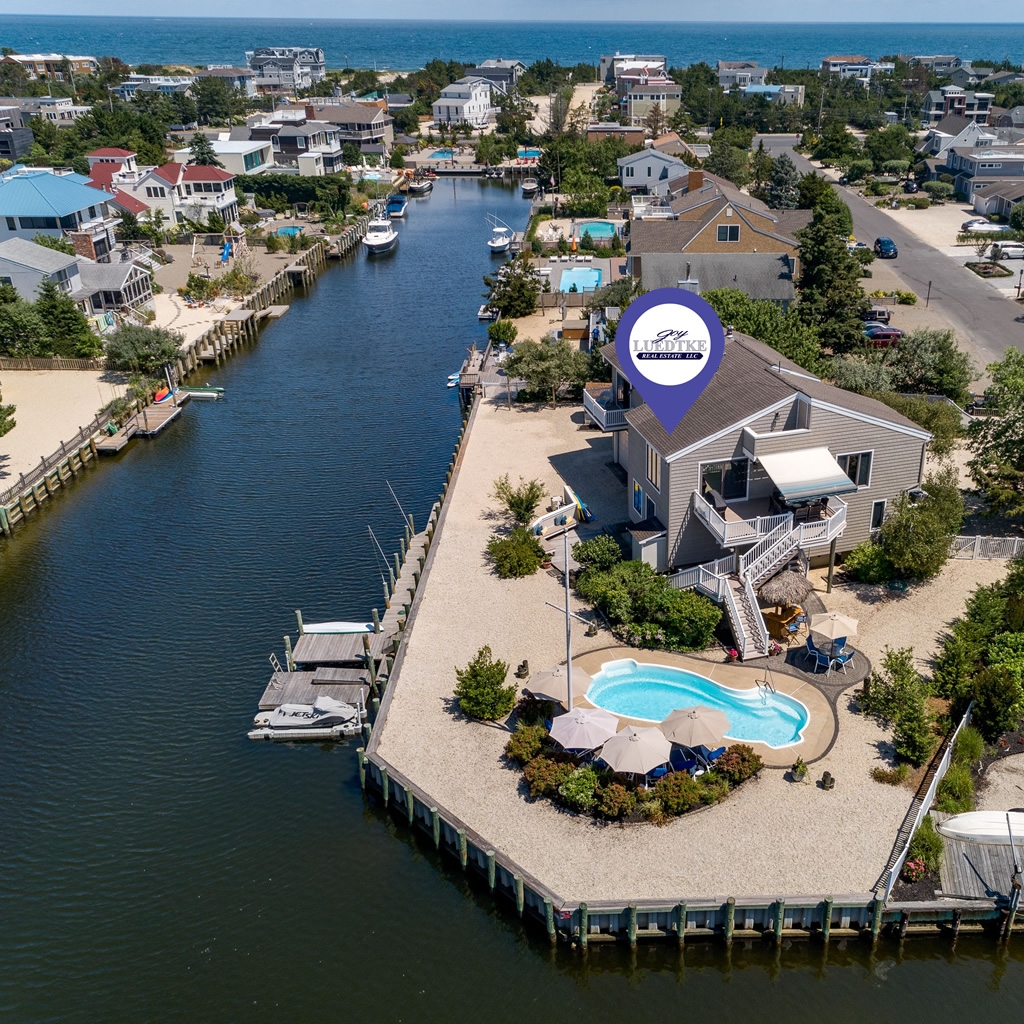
[742, 574, 770, 656]
[950, 535, 1024, 560]
[582, 389, 628, 431]
[667, 553, 736, 596]
[692, 492, 791, 547]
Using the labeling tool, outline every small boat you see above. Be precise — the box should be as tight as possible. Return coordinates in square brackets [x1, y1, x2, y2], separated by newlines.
[521, 178, 539, 197]
[249, 696, 363, 742]
[447, 373, 461, 388]
[153, 386, 174, 404]
[179, 385, 224, 401]
[363, 209, 399, 254]
[386, 193, 408, 218]
[487, 215, 513, 254]
[302, 620, 375, 634]
[407, 178, 433, 196]
[477, 305, 498, 321]
[936, 811, 1024, 846]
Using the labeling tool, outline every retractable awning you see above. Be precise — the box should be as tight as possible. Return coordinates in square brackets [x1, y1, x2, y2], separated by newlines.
[758, 447, 858, 502]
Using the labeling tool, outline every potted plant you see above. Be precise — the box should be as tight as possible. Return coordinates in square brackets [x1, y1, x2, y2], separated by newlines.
[791, 756, 809, 783]
[724, 648, 739, 663]
[541, 551, 554, 569]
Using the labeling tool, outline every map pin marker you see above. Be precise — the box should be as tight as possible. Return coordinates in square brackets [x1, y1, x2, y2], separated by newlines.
[614, 288, 726, 435]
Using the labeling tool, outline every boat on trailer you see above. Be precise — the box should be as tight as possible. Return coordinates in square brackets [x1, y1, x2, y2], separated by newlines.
[249, 695, 362, 742]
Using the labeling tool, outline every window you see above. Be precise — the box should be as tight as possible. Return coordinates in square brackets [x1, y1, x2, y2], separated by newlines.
[0, 276, 11, 286]
[646, 496, 657, 521]
[296, 136, 306, 149]
[871, 499, 886, 531]
[647, 165, 652, 177]
[701, 459, 748, 501]
[19, 216, 59, 229]
[633, 480, 643, 514]
[838, 451, 872, 487]
[5, 217, 14, 230]
[646, 443, 661, 490]
[717, 224, 740, 242]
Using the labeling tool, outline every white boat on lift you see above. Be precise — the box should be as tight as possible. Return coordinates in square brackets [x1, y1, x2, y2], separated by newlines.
[249, 695, 362, 741]
[486, 215, 513, 254]
[302, 620, 375, 634]
[362, 206, 399, 254]
[936, 810, 1024, 846]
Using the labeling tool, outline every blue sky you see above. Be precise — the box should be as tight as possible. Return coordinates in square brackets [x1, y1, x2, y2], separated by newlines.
[0, 1, 1019, 19]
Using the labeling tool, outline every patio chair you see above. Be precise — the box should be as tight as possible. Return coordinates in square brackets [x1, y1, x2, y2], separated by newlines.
[831, 649, 855, 675]
[804, 637, 831, 674]
[647, 765, 671, 781]
[831, 636, 848, 656]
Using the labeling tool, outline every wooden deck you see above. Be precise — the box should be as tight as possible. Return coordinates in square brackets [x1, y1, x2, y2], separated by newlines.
[292, 629, 392, 666]
[936, 811, 1018, 900]
[258, 670, 371, 711]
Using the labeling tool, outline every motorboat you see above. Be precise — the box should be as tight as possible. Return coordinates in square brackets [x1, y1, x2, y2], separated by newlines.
[178, 385, 224, 401]
[363, 210, 399, 254]
[407, 178, 433, 196]
[936, 811, 1024, 846]
[386, 193, 408, 218]
[249, 696, 362, 741]
[301, 620, 374, 634]
[487, 215, 513, 254]
[521, 178, 539, 197]
[447, 373, 461, 388]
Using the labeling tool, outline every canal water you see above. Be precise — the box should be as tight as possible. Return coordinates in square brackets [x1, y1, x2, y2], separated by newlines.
[1, 181, 1022, 1023]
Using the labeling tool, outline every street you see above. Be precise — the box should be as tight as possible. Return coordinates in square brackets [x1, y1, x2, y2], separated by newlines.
[756, 134, 1023, 371]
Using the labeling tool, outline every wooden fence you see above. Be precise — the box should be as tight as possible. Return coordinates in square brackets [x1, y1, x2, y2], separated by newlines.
[950, 535, 1024, 560]
[0, 356, 107, 371]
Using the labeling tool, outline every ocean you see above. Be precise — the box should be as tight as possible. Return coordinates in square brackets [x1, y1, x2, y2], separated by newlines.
[2, 16, 1024, 71]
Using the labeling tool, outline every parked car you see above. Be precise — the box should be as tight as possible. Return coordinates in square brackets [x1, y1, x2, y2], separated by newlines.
[992, 241, 1024, 260]
[961, 218, 1011, 234]
[864, 325, 904, 339]
[902, 180, 919, 193]
[874, 237, 898, 258]
[864, 305, 891, 324]
[864, 328, 902, 347]
[862, 321, 891, 332]
[966, 390, 998, 416]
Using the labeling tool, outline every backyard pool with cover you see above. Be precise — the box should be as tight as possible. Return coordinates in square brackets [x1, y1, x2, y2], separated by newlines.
[586, 659, 809, 748]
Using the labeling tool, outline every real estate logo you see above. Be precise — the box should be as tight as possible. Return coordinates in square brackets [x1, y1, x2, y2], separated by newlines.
[615, 288, 726, 434]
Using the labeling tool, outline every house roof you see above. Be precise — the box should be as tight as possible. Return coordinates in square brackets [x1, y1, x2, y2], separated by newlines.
[196, 67, 253, 78]
[86, 163, 117, 190]
[618, 149, 690, 172]
[86, 147, 134, 157]
[108, 189, 149, 215]
[76, 259, 143, 292]
[151, 163, 184, 185]
[182, 166, 233, 182]
[606, 331, 926, 460]
[970, 180, 1024, 201]
[823, 55, 870, 63]
[930, 114, 974, 136]
[0, 235, 78, 274]
[0, 170, 114, 218]
[634, 253, 796, 303]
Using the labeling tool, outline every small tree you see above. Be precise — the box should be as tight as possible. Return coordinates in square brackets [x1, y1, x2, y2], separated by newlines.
[487, 319, 518, 346]
[32, 232, 75, 255]
[968, 348, 1024, 519]
[483, 257, 540, 319]
[0, 384, 14, 437]
[454, 645, 516, 719]
[765, 152, 800, 209]
[492, 474, 545, 525]
[104, 324, 183, 375]
[35, 279, 101, 358]
[188, 131, 224, 167]
[504, 339, 587, 403]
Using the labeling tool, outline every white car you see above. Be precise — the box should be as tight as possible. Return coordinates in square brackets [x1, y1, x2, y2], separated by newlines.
[961, 219, 1011, 234]
[992, 241, 1024, 260]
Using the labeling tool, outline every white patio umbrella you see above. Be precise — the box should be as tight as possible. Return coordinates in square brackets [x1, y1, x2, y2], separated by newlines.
[809, 612, 859, 640]
[525, 664, 592, 706]
[598, 726, 672, 775]
[549, 707, 619, 751]
[659, 706, 730, 749]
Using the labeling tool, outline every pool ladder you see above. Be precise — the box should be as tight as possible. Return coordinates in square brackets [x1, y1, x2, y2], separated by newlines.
[757, 665, 777, 703]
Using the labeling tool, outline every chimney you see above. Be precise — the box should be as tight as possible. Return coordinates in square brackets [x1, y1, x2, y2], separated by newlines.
[304, 104, 315, 119]
[688, 169, 704, 193]
[69, 231, 97, 261]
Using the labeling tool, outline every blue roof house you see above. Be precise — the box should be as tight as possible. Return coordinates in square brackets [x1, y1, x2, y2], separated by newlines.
[0, 168, 121, 261]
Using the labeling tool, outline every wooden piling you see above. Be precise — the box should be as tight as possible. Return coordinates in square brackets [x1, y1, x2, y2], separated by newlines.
[283, 635, 295, 671]
[725, 897, 736, 943]
[515, 875, 524, 916]
[627, 903, 638, 948]
[380, 766, 389, 804]
[404, 786, 415, 825]
[357, 748, 366, 789]
[457, 828, 468, 869]
[371, 608, 381, 633]
[675, 902, 687, 946]
[545, 899, 556, 945]
[774, 899, 785, 943]
[431, 807, 440, 848]
[871, 898, 883, 942]
[486, 850, 496, 892]
[579, 902, 588, 948]
[822, 897, 833, 943]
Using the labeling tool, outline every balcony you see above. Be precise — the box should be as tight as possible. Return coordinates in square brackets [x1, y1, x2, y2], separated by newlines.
[583, 385, 628, 431]
[692, 491, 790, 547]
[76, 213, 122, 237]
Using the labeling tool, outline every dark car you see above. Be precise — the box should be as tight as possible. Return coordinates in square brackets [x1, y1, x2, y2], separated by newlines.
[902, 180, 919, 193]
[864, 325, 904, 339]
[874, 236, 898, 258]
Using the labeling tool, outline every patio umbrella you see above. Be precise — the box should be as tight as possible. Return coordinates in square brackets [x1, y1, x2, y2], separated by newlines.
[549, 707, 619, 751]
[659, 706, 730, 749]
[809, 612, 859, 641]
[758, 570, 813, 611]
[524, 664, 592, 706]
[598, 726, 672, 775]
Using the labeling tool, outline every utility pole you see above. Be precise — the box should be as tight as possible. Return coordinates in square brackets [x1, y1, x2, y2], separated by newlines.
[817, 80, 825, 132]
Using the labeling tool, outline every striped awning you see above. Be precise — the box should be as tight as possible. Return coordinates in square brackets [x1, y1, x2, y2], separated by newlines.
[758, 447, 858, 502]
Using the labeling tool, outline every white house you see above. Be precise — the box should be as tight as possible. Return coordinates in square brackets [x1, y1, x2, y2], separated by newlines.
[717, 61, 768, 89]
[617, 149, 690, 196]
[0, 235, 82, 298]
[172, 138, 273, 176]
[432, 77, 493, 128]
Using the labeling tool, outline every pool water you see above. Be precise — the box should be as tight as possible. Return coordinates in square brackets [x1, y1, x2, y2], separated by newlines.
[430, 149, 455, 158]
[586, 659, 809, 748]
[518, 148, 542, 158]
[558, 267, 603, 292]
[276, 226, 303, 237]
[580, 220, 617, 240]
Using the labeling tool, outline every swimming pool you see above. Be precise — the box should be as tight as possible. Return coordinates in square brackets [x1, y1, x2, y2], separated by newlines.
[558, 267, 603, 292]
[580, 220, 617, 240]
[430, 148, 455, 158]
[519, 148, 542, 159]
[276, 226, 303, 237]
[586, 659, 809, 748]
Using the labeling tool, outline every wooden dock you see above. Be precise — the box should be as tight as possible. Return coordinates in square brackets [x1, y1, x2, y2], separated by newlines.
[292, 629, 392, 667]
[935, 812, 1018, 900]
[258, 669, 370, 712]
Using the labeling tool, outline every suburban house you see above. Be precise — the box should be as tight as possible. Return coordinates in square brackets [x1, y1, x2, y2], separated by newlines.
[820, 55, 894, 82]
[820, 54, 870, 73]
[915, 114, 994, 162]
[278, 103, 395, 149]
[587, 122, 646, 145]
[249, 118, 345, 174]
[651, 132, 711, 161]
[432, 78, 493, 128]
[617, 149, 690, 196]
[583, 330, 930, 658]
[948, 66, 994, 89]
[910, 54, 965, 73]
[0, 167, 120, 260]
[112, 162, 239, 226]
[194, 66, 258, 99]
[245, 46, 326, 95]
[921, 86, 993, 125]
[716, 60, 767, 89]
[971, 180, 1024, 218]
[993, 106, 1024, 129]
[983, 70, 1024, 88]
[111, 74, 195, 101]
[945, 145, 1024, 196]
[171, 138, 272, 176]
[0, 124, 33, 161]
[600, 53, 667, 84]
[0, 95, 92, 124]
[1, 53, 97, 81]
[740, 83, 805, 107]
[616, 73, 682, 124]
[629, 252, 798, 307]
[0, 235, 81, 297]
[383, 92, 415, 113]
[74, 260, 155, 317]
[467, 59, 526, 95]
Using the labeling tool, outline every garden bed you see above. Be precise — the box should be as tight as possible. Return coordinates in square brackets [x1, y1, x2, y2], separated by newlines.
[966, 261, 1014, 278]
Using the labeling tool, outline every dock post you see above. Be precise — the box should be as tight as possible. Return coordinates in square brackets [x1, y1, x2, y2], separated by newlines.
[545, 898, 557, 945]
[371, 608, 381, 633]
[725, 897, 736, 944]
[404, 786, 415, 825]
[675, 902, 686, 946]
[822, 897, 833, 943]
[380, 766, 389, 805]
[0, 505, 10, 537]
[456, 828, 468, 869]
[400, 536, 407, 563]
[515, 875, 524, 916]
[283, 635, 295, 671]
[372, 697, 380, 716]
[774, 899, 785, 943]
[486, 850, 496, 892]
[389, 567, 396, 596]
[899, 911, 909, 943]
[430, 807, 440, 848]
[404, 524, 411, 548]
[383, 582, 391, 610]
[357, 748, 366, 789]
[295, 609, 304, 634]
[579, 902, 588, 948]
[367, 655, 377, 688]
[408, 512, 414, 534]
[362, 722, 371, 743]
[393, 553, 401, 579]
[627, 903, 638, 948]
[870, 898, 883, 943]
[951, 909, 962, 941]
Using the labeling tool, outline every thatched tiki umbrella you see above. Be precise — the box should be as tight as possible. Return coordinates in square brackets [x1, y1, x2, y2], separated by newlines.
[758, 570, 813, 612]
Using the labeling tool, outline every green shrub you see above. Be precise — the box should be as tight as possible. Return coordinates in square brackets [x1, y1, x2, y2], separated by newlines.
[504, 723, 548, 764]
[557, 765, 600, 811]
[893, 704, 936, 767]
[265, 232, 283, 252]
[989, 632, 1024, 686]
[178, 272, 219, 301]
[486, 528, 545, 578]
[715, 744, 763, 785]
[844, 540, 895, 583]
[922, 181, 954, 200]
[896, 290, 918, 305]
[697, 773, 730, 804]
[512, 693, 549, 726]
[908, 196, 930, 209]
[935, 761, 974, 814]
[908, 815, 944, 873]
[487, 318, 518, 346]
[952, 725, 984, 766]
[871, 763, 910, 785]
[966, 666, 1023, 741]
[654, 772, 702, 815]
[454, 645, 516, 719]
[492, 474, 545, 526]
[596, 782, 637, 819]
[638, 796, 667, 823]
[522, 755, 575, 798]
[572, 534, 623, 572]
